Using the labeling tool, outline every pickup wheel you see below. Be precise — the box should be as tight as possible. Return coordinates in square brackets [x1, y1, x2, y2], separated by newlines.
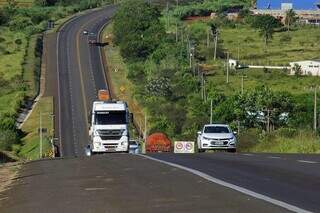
[228, 148, 236, 153]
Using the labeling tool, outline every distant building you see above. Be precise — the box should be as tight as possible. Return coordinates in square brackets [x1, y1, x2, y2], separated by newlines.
[253, 0, 320, 24]
[256, 0, 320, 10]
[290, 60, 320, 76]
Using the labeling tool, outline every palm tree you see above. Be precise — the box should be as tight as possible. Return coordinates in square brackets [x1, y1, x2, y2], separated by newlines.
[285, 9, 298, 32]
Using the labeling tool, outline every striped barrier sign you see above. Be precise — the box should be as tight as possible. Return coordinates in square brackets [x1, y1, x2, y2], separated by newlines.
[174, 141, 195, 153]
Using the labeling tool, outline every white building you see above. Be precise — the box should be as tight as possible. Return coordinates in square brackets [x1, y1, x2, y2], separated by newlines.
[290, 60, 320, 76]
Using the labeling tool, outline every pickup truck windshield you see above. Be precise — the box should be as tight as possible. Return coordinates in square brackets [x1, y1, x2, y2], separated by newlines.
[95, 111, 127, 125]
[204, 126, 230, 133]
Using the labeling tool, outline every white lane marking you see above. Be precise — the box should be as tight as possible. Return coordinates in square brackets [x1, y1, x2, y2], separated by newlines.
[242, 153, 254, 156]
[268, 156, 281, 159]
[138, 154, 312, 213]
[297, 160, 318, 164]
[84, 187, 106, 191]
[56, 30, 63, 157]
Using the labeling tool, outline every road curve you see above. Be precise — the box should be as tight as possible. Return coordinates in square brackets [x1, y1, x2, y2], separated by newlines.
[56, 6, 116, 157]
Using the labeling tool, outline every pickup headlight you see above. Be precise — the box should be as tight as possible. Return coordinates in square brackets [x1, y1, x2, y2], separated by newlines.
[202, 136, 212, 141]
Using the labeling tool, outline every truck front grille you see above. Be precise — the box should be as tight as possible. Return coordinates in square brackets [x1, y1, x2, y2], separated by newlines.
[97, 129, 123, 141]
[100, 135, 122, 140]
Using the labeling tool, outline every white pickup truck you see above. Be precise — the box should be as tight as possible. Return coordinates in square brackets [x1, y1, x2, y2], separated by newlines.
[197, 124, 237, 153]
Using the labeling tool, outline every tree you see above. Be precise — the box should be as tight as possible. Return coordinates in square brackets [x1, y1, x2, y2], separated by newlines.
[293, 63, 303, 76]
[113, 0, 165, 61]
[285, 9, 298, 32]
[250, 14, 282, 45]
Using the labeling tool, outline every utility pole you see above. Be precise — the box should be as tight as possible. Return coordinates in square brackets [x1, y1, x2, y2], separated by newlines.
[210, 99, 213, 124]
[39, 112, 42, 158]
[314, 87, 317, 133]
[144, 113, 147, 142]
[207, 27, 210, 48]
[166, 1, 169, 31]
[213, 30, 218, 61]
[201, 72, 204, 100]
[226, 52, 229, 84]
[241, 75, 247, 94]
[175, 21, 178, 43]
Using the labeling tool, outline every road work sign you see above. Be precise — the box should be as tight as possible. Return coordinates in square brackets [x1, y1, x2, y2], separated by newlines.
[174, 141, 195, 153]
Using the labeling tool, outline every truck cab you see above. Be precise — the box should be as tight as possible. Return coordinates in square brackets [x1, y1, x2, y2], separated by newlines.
[86, 90, 130, 155]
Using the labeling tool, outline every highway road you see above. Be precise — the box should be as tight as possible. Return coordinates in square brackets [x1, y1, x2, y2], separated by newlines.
[56, 6, 116, 157]
[0, 5, 319, 213]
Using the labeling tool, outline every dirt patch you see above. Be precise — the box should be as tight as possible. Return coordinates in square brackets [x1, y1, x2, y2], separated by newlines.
[0, 162, 21, 195]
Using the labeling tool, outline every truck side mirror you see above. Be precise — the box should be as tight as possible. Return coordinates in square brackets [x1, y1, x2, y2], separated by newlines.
[88, 112, 92, 124]
[233, 131, 238, 135]
[130, 113, 134, 122]
[197, 131, 202, 135]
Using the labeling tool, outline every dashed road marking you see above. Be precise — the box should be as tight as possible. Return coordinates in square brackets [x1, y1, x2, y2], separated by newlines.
[297, 160, 318, 164]
[268, 156, 281, 159]
[139, 154, 312, 213]
[242, 153, 254, 156]
[84, 187, 106, 191]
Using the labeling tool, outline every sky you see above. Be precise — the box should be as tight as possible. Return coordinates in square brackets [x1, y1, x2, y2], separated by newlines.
[257, 0, 320, 10]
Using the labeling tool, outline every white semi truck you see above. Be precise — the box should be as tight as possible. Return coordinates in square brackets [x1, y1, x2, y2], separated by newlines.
[85, 90, 130, 156]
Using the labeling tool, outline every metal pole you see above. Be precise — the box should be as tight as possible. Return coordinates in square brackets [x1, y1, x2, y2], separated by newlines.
[144, 113, 147, 141]
[210, 99, 213, 124]
[207, 27, 210, 48]
[314, 87, 317, 132]
[175, 21, 178, 43]
[241, 75, 247, 94]
[40, 112, 42, 158]
[226, 52, 229, 84]
[267, 109, 270, 132]
[214, 33, 218, 60]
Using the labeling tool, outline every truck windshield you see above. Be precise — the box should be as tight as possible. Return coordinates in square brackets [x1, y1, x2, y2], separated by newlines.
[95, 111, 127, 125]
[204, 126, 230, 133]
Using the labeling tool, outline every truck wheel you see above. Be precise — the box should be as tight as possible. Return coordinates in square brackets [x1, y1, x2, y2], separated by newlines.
[85, 145, 92, 156]
[198, 149, 205, 153]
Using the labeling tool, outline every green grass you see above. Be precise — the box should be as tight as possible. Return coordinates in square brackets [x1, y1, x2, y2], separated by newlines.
[0, 27, 27, 80]
[237, 128, 320, 153]
[0, 0, 33, 7]
[206, 68, 320, 96]
[22, 34, 41, 99]
[220, 25, 320, 66]
[19, 96, 54, 160]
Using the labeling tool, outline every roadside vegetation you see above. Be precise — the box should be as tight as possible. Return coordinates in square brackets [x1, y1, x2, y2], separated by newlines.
[0, 0, 113, 160]
[111, 0, 320, 153]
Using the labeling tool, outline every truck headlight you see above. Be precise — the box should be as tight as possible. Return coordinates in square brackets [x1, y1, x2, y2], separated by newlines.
[94, 142, 101, 146]
[121, 141, 128, 146]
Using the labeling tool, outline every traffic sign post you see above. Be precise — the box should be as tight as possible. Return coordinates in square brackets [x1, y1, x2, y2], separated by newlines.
[174, 141, 195, 153]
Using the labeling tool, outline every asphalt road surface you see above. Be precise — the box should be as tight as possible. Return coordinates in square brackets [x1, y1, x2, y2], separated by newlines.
[56, 6, 116, 157]
[0, 154, 290, 213]
[149, 152, 320, 212]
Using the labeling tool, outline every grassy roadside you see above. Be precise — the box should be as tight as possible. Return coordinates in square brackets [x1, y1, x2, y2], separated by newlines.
[22, 34, 42, 99]
[102, 23, 146, 138]
[19, 96, 54, 160]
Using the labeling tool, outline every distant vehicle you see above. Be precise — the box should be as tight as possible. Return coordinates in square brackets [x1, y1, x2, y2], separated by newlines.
[85, 90, 131, 156]
[197, 124, 237, 153]
[129, 140, 139, 154]
[83, 30, 88, 35]
[88, 32, 97, 45]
